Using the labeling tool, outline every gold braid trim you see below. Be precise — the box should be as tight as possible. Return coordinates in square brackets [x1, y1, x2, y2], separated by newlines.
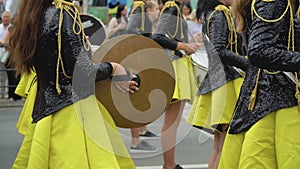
[158, 1, 184, 39]
[129, 1, 145, 31]
[207, 5, 238, 54]
[249, 0, 299, 112]
[52, 0, 90, 94]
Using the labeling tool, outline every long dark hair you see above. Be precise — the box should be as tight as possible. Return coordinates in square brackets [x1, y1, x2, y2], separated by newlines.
[10, 0, 48, 75]
[115, 4, 127, 24]
[181, 1, 192, 15]
[116, 4, 126, 19]
[197, 0, 221, 18]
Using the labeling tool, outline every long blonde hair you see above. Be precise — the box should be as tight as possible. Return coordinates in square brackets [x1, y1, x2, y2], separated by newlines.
[10, 0, 48, 75]
[231, 0, 251, 33]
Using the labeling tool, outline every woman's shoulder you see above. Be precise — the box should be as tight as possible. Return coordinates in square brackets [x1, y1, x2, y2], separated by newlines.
[109, 17, 118, 24]
[252, 0, 288, 20]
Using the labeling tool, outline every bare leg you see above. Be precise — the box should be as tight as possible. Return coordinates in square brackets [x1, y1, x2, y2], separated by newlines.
[161, 101, 186, 169]
[213, 125, 227, 169]
[131, 128, 141, 147]
[208, 132, 220, 169]
[139, 126, 147, 135]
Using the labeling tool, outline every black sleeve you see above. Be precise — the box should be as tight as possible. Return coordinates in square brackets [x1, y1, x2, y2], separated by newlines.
[61, 10, 112, 82]
[248, 0, 300, 72]
[153, 7, 178, 50]
[208, 11, 249, 70]
[126, 7, 142, 35]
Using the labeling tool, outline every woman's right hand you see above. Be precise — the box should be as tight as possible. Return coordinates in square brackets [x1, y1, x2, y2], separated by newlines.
[178, 42, 203, 54]
[110, 62, 139, 93]
[117, 21, 127, 30]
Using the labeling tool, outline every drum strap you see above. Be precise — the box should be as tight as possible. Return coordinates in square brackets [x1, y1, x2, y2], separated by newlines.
[111, 69, 141, 88]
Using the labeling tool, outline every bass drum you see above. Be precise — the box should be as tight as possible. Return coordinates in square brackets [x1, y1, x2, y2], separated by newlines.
[92, 34, 175, 128]
[80, 14, 107, 47]
[191, 50, 208, 87]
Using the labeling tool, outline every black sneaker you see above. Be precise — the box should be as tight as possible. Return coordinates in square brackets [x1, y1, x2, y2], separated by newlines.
[174, 164, 183, 169]
[163, 164, 183, 169]
[139, 130, 159, 139]
[130, 140, 158, 153]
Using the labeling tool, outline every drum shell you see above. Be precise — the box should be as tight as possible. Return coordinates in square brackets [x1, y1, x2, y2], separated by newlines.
[92, 34, 175, 128]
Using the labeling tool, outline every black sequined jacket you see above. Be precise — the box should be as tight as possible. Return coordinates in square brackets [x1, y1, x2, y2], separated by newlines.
[153, 1, 188, 55]
[32, 1, 113, 123]
[229, 0, 300, 134]
[126, 2, 153, 38]
[198, 5, 249, 95]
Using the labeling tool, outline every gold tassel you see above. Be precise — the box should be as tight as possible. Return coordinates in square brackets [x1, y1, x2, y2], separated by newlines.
[248, 69, 261, 111]
[248, 86, 257, 111]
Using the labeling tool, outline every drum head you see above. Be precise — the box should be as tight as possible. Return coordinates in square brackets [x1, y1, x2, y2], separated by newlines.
[80, 14, 107, 46]
[92, 34, 175, 128]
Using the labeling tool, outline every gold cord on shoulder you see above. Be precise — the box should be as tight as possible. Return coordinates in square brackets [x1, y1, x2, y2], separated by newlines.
[52, 0, 90, 94]
[249, 0, 299, 112]
[129, 1, 145, 31]
[207, 5, 239, 54]
[251, 0, 290, 22]
[158, 1, 184, 39]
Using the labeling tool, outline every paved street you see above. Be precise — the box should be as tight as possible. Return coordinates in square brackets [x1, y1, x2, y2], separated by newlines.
[0, 101, 213, 169]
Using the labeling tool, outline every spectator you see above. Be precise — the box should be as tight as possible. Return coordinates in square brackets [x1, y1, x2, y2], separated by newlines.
[107, 3, 128, 38]
[3, 25, 21, 100]
[0, 11, 11, 41]
[186, 9, 203, 43]
[0, 11, 10, 99]
[181, 1, 192, 20]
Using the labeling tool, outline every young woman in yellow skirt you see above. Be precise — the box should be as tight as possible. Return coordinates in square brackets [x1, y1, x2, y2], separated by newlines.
[10, 0, 139, 168]
[219, 0, 300, 168]
[187, 0, 249, 168]
[153, 0, 202, 168]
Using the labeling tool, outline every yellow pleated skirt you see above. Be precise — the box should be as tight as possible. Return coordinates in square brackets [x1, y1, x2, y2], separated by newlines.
[12, 74, 136, 169]
[15, 71, 37, 135]
[219, 106, 300, 169]
[172, 56, 198, 104]
[187, 78, 243, 132]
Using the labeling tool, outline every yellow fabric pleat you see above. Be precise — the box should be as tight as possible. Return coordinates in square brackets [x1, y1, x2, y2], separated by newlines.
[187, 78, 243, 132]
[219, 106, 300, 169]
[12, 95, 136, 169]
[171, 56, 198, 104]
[15, 71, 37, 135]
[15, 70, 36, 98]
